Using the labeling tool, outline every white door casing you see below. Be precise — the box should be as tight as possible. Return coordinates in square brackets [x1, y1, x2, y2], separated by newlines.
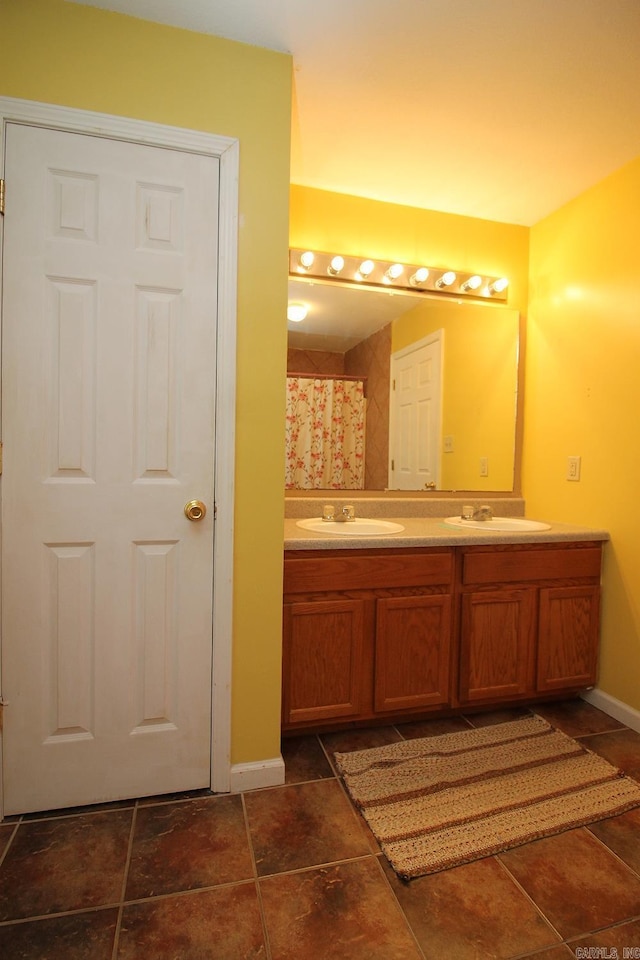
[389, 333, 443, 490]
[0, 99, 238, 815]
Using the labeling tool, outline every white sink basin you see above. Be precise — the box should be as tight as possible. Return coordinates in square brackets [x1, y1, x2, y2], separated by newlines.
[296, 518, 405, 536]
[444, 516, 551, 532]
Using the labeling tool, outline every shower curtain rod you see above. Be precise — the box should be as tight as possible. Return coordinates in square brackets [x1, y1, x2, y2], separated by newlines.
[287, 372, 368, 396]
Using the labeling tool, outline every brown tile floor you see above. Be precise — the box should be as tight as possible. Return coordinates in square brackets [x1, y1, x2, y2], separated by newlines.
[1, 699, 640, 959]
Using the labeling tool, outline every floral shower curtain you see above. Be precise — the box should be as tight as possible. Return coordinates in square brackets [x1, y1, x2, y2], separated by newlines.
[285, 376, 365, 489]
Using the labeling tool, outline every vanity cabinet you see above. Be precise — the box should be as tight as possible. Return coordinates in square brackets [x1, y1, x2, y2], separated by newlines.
[458, 543, 602, 705]
[282, 539, 603, 733]
[282, 549, 454, 731]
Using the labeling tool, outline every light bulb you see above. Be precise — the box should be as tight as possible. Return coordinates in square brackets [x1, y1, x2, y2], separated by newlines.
[490, 277, 509, 294]
[435, 270, 456, 288]
[287, 302, 308, 323]
[298, 251, 314, 270]
[385, 263, 404, 281]
[410, 267, 429, 286]
[461, 274, 482, 292]
[327, 256, 344, 276]
[357, 259, 375, 279]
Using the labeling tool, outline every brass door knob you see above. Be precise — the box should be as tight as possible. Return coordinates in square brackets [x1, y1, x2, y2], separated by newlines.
[184, 499, 207, 521]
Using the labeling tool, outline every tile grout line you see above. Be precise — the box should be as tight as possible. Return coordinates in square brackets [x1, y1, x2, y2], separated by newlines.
[573, 727, 636, 748]
[109, 800, 138, 960]
[584, 820, 640, 882]
[17, 803, 137, 825]
[562, 912, 640, 949]
[241, 791, 273, 960]
[0, 903, 121, 929]
[370, 851, 429, 960]
[494, 830, 640, 954]
[493, 853, 566, 947]
[0, 821, 20, 871]
[255, 852, 382, 884]
[316, 733, 343, 779]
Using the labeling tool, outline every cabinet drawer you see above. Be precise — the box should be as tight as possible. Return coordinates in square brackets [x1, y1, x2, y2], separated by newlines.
[462, 546, 602, 585]
[284, 551, 453, 593]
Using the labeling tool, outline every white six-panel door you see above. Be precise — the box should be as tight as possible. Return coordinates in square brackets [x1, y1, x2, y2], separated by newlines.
[1, 122, 220, 814]
[389, 334, 442, 490]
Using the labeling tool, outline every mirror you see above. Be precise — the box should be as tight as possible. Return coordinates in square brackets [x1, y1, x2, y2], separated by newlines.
[287, 277, 520, 492]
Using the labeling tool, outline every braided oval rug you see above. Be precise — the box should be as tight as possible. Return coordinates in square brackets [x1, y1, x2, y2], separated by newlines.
[334, 714, 640, 880]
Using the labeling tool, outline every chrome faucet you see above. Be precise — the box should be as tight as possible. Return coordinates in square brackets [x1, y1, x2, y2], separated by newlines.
[472, 504, 494, 521]
[335, 504, 355, 522]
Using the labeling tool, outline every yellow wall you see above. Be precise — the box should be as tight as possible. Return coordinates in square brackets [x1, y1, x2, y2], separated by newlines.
[526, 156, 640, 711]
[1, 0, 293, 764]
[392, 299, 519, 491]
[290, 185, 530, 318]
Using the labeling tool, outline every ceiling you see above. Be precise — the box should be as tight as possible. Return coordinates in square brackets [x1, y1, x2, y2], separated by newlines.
[68, 0, 640, 227]
[287, 277, 427, 352]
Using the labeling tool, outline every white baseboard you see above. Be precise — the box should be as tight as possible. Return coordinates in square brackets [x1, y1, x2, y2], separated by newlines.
[581, 689, 640, 734]
[229, 755, 285, 793]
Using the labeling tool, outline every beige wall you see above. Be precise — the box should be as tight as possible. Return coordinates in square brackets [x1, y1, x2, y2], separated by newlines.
[2, 0, 292, 765]
[526, 155, 640, 711]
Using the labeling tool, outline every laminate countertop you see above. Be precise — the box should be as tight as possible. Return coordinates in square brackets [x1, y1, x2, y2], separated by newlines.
[284, 516, 609, 551]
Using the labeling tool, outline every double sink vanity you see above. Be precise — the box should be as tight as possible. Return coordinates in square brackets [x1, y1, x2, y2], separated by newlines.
[282, 499, 609, 734]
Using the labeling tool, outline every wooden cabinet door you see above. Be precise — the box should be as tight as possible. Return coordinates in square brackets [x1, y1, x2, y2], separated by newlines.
[374, 595, 451, 712]
[282, 599, 367, 726]
[537, 585, 600, 691]
[459, 588, 536, 703]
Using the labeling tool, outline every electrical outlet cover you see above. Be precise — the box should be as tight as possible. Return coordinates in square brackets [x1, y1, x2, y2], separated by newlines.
[567, 456, 581, 481]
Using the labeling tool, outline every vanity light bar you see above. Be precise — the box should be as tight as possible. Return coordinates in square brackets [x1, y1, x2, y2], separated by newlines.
[290, 249, 509, 302]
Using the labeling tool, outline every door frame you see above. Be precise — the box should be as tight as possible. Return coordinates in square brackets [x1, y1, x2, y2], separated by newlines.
[0, 96, 238, 810]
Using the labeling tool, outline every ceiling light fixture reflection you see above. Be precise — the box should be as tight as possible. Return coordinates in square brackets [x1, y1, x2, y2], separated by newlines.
[357, 259, 375, 280]
[409, 267, 429, 286]
[288, 249, 510, 303]
[383, 263, 404, 284]
[435, 270, 456, 289]
[356, 260, 376, 280]
[489, 277, 509, 295]
[287, 302, 308, 323]
[298, 251, 315, 271]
